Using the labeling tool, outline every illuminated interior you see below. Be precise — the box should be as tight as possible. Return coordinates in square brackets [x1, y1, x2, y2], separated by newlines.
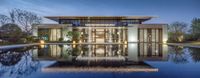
[35, 16, 167, 43]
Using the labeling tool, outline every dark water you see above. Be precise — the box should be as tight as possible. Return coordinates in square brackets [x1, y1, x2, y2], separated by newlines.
[0, 43, 200, 78]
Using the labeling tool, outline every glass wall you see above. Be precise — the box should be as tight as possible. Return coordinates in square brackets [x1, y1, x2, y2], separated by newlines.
[138, 28, 162, 43]
[50, 29, 61, 41]
[138, 43, 162, 56]
[78, 28, 127, 43]
[38, 28, 62, 41]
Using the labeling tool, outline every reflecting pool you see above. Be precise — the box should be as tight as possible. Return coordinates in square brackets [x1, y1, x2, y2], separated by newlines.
[0, 43, 200, 78]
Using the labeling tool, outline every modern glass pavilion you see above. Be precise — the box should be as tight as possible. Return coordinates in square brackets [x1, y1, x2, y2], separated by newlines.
[32, 16, 168, 43]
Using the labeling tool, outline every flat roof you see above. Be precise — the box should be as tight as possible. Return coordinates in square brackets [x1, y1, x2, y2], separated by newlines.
[45, 16, 156, 22]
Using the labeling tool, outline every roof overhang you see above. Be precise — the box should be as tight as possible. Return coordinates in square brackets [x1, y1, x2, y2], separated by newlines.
[45, 16, 156, 22]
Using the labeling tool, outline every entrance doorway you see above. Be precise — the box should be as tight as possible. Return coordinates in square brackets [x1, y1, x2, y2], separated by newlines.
[80, 28, 128, 43]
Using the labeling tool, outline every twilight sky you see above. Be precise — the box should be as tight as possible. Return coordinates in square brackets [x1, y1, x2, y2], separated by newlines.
[0, 0, 199, 24]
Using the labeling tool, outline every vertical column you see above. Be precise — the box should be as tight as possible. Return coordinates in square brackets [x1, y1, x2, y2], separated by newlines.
[108, 28, 112, 43]
[88, 45, 92, 57]
[32, 25, 38, 36]
[122, 28, 126, 43]
[162, 25, 168, 43]
[118, 27, 121, 43]
[127, 24, 138, 42]
[88, 27, 92, 43]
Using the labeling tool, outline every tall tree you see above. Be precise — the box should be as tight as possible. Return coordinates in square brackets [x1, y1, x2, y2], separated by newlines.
[0, 9, 42, 35]
[168, 22, 187, 42]
[14, 9, 42, 34]
[0, 9, 17, 25]
[191, 18, 200, 40]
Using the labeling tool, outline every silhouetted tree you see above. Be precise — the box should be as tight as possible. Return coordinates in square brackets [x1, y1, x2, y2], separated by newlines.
[0, 8, 42, 35]
[14, 9, 42, 35]
[0, 23, 22, 42]
[168, 22, 187, 42]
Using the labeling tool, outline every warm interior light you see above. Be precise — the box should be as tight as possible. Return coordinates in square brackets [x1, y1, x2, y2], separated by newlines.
[72, 41, 76, 48]
[73, 41, 76, 44]
[124, 44, 127, 48]
[163, 41, 167, 44]
[124, 41, 127, 44]
[40, 40, 45, 44]
[79, 40, 82, 43]
[73, 45, 76, 48]
[117, 32, 120, 35]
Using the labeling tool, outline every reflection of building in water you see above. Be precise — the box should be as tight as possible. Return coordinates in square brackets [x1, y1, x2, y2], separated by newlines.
[33, 43, 168, 61]
[32, 44, 168, 72]
[33, 45, 73, 61]
[138, 43, 168, 61]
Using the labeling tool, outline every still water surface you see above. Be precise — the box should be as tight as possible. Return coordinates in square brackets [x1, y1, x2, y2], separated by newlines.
[0, 43, 200, 78]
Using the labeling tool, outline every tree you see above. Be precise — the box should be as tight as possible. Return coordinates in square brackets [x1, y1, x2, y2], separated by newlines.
[168, 22, 187, 42]
[191, 18, 200, 40]
[0, 14, 10, 25]
[14, 9, 42, 34]
[0, 9, 17, 25]
[0, 23, 22, 42]
[0, 9, 42, 35]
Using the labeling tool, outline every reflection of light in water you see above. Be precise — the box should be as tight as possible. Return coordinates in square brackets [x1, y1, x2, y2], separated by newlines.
[155, 50, 158, 53]
[76, 56, 126, 61]
[117, 50, 121, 55]
[40, 45, 45, 48]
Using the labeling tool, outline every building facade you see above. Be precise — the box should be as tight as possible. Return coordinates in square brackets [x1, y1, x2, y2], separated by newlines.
[33, 16, 168, 43]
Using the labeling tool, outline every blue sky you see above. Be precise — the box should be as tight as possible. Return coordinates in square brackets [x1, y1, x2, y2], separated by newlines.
[0, 0, 199, 24]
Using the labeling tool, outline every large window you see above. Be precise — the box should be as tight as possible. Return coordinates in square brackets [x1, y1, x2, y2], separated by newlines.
[38, 29, 49, 41]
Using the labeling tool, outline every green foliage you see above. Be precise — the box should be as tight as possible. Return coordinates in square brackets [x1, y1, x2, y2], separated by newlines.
[25, 36, 38, 43]
[66, 31, 80, 41]
[59, 37, 63, 41]
[191, 18, 200, 40]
